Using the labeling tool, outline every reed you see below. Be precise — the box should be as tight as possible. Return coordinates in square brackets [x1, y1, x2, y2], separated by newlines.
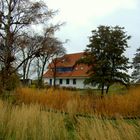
[15, 86, 140, 117]
[0, 99, 140, 140]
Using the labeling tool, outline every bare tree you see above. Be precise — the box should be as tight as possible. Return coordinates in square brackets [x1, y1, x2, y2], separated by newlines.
[48, 44, 66, 87]
[0, 0, 56, 89]
[16, 24, 63, 87]
[36, 35, 66, 88]
[15, 33, 40, 85]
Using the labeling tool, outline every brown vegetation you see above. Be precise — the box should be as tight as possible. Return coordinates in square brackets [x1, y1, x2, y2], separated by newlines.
[15, 86, 140, 117]
[0, 99, 140, 140]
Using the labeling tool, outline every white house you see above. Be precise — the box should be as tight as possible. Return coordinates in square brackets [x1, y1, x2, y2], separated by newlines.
[43, 52, 96, 89]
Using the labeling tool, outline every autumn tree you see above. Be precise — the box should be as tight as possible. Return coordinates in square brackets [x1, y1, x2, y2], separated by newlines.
[77, 25, 131, 95]
[132, 47, 140, 83]
[0, 0, 56, 90]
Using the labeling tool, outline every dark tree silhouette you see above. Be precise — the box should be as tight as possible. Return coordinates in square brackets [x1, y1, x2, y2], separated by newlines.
[77, 25, 131, 95]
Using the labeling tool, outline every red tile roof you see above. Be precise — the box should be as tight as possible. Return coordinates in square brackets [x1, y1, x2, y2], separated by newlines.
[44, 52, 90, 78]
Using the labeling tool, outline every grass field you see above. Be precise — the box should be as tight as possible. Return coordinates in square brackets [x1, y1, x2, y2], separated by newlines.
[0, 99, 140, 140]
[0, 86, 140, 139]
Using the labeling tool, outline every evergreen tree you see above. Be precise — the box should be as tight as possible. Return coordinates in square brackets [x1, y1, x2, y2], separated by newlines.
[77, 25, 131, 95]
[132, 47, 140, 83]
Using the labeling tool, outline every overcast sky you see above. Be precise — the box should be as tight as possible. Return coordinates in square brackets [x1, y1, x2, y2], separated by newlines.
[44, 0, 140, 62]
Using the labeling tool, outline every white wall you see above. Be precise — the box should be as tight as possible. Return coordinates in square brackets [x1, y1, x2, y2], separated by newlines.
[44, 77, 97, 89]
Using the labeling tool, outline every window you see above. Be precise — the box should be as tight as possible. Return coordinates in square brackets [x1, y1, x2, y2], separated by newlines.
[56, 67, 73, 72]
[73, 79, 76, 85]
[50, 79, 52, 86]
[59, 79, 63, 85]
[66, 79, 69, 84]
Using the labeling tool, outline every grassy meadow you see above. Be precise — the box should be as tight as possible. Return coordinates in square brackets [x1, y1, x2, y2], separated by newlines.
[0, 86, 140, 139]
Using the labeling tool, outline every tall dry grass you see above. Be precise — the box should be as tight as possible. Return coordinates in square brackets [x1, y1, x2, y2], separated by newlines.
[0, 99, 140, 140]
[15, 86, 140, 117]
[77, 117, 140, 140]
[0, 99, 69, 140]
[94, 87, 140, 117]
[15, 88, 93, 114]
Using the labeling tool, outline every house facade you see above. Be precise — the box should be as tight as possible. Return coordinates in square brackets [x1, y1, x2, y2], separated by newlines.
[43, 52, 96, 89]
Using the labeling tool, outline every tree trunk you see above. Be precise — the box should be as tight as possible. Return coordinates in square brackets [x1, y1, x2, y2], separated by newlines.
[53, 69, 56, 88]
[106, 85, 110, 94]
[39, 57, 48, 88]
[52, 59, 57, 88]
[101, 83, 104, 98]
[26, 58, 33, 80]
[36, 58, 41, 88]
[21, 49, 27, 86]
[23, 62, 27, 86]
